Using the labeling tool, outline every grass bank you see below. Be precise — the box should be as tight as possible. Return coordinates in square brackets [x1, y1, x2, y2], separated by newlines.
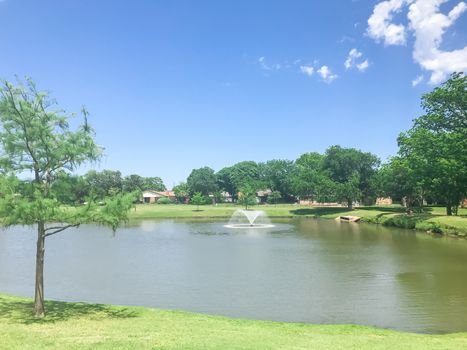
[1, 294, 466, 350]
[129, 204, 467, 237]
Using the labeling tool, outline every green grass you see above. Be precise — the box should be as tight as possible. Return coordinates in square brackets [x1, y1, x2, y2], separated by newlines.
[128, 204, 467, 236]
[1, 293, 466, 349]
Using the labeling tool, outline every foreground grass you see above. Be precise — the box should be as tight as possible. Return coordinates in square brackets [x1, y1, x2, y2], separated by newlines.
[1, 294, 466, 350]
[129, 204, 467, 236]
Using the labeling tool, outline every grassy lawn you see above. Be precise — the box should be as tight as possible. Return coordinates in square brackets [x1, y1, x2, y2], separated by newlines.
[1, 294, 466, 350]
[129, 204, 467, 236]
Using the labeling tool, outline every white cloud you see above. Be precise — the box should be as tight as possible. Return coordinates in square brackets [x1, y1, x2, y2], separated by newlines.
[408, 0, 467, 84]
[412, 75, 424, 86]
[367, 0, 467, 84]
[317, 66, 338, 83]
[357, 60, 370, 72]
[367, 0, 413, 46]
[300, 65, 314, 76]
[345, 48, 362, 69]
[258, 56, 281, 71]
[344, 49, 369, 72]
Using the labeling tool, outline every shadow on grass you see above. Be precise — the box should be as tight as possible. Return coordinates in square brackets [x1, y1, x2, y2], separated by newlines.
[0, 296, 139, 325]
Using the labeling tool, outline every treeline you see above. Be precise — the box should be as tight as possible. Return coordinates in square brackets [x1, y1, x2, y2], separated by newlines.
[177, 146, 379, 210]
[15, 170, 166, 204]
[4, 74, 466, 215]
[176, 73, 466, 215]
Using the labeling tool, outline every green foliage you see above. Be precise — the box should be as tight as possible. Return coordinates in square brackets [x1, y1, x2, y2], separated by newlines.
[187, 167, 218, 196]
[291, 152, 336, 202]
[190, 192, 206, 209]
[122, 174, 145, 193]
[259, 160, 295, 201]
[0, 78, 134, 315]
[51, 172, 90, 204]
[211, 190, 224, 204]
[91, 192, 137, 231]
[123, 175, 165, 194]
[378, 157, 424, 208]
[0, 79, 102, 176]
[397, 72, 467, 215]
[217, 161, 263, 201]
[173, 182, 189, 203]
[142, 177, 166, 191]
[85, 170, 123, 199]
[323, 145, 380, 208]
[238, 185, 257, 210]
[157, 197, 171, 204]
[267, 190, 282, 205]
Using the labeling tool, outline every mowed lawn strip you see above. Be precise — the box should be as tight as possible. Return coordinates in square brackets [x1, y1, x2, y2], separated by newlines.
[1, 294, 466, 350]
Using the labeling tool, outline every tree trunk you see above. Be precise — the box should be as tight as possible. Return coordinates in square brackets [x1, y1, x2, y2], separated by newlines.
[347, 199, 353, 210]
[446, 204, 452, 216]
[33, 221, 46, 316]
[405, 196, 412, 209]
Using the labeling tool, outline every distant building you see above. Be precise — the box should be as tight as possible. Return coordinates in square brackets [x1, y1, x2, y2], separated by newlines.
[142, 190, 176, 204]
[376, 197, 393, 205]
[222, 191, 233, 202]
[299, 200, 343, 207]
[254, 189, 271, 203]
[208, 192, 233, 204]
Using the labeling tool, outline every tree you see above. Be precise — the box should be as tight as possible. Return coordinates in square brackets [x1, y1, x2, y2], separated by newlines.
[123, 174, 145, 193]
[190, 192, 205, 210]
[238, 185, 257, 210]
[216, 166, 237, 200]
[51, 172, 90, 204]
[378, 157, 425, 210]
[186, 167, 218, 195]
[0, 78, 134, 316]
[173, 182, 189, 203]
[212, 190, 224, 204]
[217, 161, 262, 201]
[86, 169, 123, 199]
[268, 190, 282, 206]
[397, 73, 467, 215]
[142, 177, 165, 191]
[323, 146, 380, 209]
[259, 160, 295, 201]
[291, 152, 335, 203]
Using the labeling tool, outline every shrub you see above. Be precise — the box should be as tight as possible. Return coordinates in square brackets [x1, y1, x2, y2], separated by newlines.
[157, 197, 171, 204]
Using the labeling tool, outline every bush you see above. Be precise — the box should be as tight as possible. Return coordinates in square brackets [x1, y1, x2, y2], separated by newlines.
[157, 197, 171, 204]
[429, 223, 443, 234]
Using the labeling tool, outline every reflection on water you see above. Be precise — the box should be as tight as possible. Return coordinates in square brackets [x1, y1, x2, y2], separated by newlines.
[1, 218, 467, 333]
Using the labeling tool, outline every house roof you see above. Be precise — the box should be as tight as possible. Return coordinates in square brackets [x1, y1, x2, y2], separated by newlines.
[157, 191, 176, 197]
[142, 190, 163, 197]
[256, 189, 273, 197]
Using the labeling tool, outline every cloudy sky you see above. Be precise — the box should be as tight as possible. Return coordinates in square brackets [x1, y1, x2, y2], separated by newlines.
[0, 0, 466, 186]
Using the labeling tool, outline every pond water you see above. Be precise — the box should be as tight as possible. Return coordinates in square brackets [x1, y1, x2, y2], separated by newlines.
[1, 218, 467, 333]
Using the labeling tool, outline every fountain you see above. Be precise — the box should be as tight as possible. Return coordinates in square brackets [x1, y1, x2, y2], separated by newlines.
[224, 209, 275, 229]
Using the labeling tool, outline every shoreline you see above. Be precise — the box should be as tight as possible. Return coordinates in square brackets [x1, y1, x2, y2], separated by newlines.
[127, 204, 467, 238]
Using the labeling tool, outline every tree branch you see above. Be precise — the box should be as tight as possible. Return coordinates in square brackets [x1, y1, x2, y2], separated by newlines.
[44, 224, 80, 237]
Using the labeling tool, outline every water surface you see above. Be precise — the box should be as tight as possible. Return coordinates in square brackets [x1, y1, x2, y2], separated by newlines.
[1, 218, 467, 333]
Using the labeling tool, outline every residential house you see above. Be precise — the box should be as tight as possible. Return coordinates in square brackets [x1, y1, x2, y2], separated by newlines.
[142, 190, 177, 204]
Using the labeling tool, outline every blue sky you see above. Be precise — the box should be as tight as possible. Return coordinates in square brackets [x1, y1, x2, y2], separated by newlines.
[1, 0, 466, 187]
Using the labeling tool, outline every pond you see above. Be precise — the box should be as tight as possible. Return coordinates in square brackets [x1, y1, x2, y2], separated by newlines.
[1, 218, 467, 333]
